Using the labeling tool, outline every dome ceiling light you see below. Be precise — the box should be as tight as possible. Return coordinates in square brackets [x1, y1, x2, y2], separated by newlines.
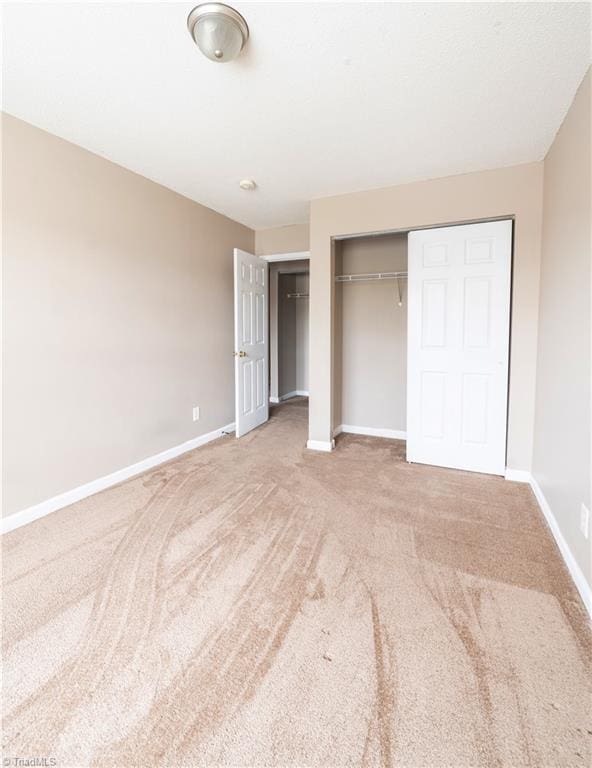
[239, 179, 256, 191]
[187, 3, 249, 63]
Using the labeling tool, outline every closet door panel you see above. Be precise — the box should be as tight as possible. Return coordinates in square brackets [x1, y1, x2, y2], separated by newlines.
[407, 220, 512, 475]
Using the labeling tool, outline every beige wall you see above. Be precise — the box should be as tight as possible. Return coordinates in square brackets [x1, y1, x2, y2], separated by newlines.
[533, 69, 591, 587]
[309, 162, 544, 470]
[2, 114, 254, 517]
[334, 234, 407, 431]
[255, 223, 309, 256]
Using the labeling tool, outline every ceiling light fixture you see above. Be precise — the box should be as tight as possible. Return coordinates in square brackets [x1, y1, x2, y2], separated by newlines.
[239, 179, 256, 191]
[187, 3, 249, 63]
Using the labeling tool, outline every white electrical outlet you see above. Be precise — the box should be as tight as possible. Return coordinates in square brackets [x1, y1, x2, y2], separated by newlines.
[580, 503, 590, 539]
[192, 406, 200, 422]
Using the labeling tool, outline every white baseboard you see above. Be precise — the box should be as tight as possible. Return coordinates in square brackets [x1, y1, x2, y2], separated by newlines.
[269, 396, 280, 404]
[504, 468, 532, 483]
[306, 439, 335, 452]
[529, 475, 591, 619]
[506, 470, 591, 619]
[334, 424, 407, 440]
[1, 421, 236, 535]
[279, 390, 309, 401]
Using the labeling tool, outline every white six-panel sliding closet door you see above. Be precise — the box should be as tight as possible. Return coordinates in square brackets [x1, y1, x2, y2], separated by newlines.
[406, 220, 512, 475]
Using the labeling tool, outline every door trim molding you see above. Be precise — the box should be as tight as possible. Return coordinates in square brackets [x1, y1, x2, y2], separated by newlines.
[332, 216, 515, 242]
[506, 471, 591, 619]
[1, 421, 235, 535]
[261, 251, 310, 262]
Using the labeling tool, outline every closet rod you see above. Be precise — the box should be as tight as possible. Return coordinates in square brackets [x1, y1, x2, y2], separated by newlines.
[287, 292, 309, 299]
[335, 271, 407, 283]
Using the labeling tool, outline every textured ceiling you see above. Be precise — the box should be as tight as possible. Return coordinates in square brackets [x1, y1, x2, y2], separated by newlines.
[2, 2, 590, 229]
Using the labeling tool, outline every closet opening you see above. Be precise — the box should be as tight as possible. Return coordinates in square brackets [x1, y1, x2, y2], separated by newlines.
[332, 219, 513, 476]
[269, 258, 310, 405]
[333, 232, 408, 441]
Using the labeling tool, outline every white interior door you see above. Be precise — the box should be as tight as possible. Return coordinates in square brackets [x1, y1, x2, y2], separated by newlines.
[407, 220, 512, 475]
[234, 248, 269, 437]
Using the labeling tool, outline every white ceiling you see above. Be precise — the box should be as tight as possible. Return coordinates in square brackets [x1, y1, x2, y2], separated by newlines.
[3, 2, 590, 229]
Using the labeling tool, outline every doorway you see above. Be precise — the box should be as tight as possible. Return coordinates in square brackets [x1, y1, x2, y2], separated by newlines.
[269, 260, 309, 404]
[233, 249, 309, 438]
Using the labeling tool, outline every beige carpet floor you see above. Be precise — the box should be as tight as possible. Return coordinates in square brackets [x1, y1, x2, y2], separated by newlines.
[2, 398, 591, 768]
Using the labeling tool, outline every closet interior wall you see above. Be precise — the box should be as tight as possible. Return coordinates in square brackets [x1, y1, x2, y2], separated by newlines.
[333, 233, 408, 434]
[269, 259, 310, 403]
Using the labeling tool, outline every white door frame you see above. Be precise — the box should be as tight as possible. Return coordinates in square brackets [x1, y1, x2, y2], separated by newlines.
[261, 250, 310, 263]
[264, 254, 310, 404]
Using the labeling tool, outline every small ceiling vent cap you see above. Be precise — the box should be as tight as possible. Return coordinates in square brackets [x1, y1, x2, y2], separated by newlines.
[239, 179, 257, 191]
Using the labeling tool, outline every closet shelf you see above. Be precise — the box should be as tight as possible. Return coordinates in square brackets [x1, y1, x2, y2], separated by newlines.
[335, 271, 408, 283]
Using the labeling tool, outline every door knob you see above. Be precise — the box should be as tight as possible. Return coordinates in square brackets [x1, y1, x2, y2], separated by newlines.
[234, 350, 247, 357]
